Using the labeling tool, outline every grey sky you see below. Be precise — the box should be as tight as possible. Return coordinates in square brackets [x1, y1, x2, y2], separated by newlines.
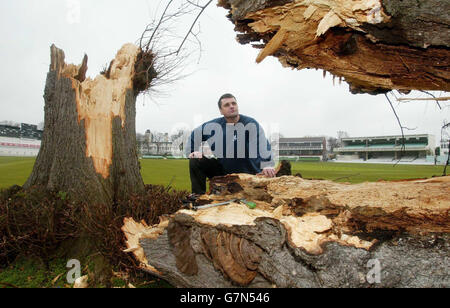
[1, 0, 448, 145]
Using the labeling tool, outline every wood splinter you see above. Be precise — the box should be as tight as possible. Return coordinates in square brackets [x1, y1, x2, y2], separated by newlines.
[256, 28, 288, 63]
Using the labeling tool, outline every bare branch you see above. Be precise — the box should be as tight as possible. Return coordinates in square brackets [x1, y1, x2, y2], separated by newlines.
[385, 92, 418, 166]
[420, 90, 443, 110]
[333, 173, 360, 182]
[186, 0, 203, 8]
[176, 0, 213, 55]
[140, 0, 175, 51]
[136, 0, 214, 100]
[397, 96, 450, 102]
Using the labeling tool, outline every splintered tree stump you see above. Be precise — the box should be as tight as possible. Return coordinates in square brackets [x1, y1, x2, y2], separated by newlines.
[217, 0, 450, 94]
[25, 44, 154, 204]
[123, 174, 450, 288]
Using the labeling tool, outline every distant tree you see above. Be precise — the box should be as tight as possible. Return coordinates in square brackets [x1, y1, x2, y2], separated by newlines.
[337, 131, 349, 140]
[170, 130, 185, 142]
[327, 137, 338, 153]
[136, 133, 145, 155]
[336, 131, 349, 148]
[151, 132, 169, 155]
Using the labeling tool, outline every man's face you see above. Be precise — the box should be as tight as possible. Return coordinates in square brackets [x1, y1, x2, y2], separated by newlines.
[220, 97, 239, 118]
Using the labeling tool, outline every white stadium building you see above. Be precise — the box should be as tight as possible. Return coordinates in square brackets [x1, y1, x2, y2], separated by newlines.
[334, 134, 436, 164]
[0, 122, 42, 157]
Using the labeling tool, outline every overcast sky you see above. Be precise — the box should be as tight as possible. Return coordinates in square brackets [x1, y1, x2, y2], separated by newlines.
[1, 0, 448, 145]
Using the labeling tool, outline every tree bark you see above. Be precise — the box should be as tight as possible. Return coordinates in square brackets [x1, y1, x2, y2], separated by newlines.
[24, 44, 148, 205]
[217, 0, 450, 94]
[123, 174, 450, 287]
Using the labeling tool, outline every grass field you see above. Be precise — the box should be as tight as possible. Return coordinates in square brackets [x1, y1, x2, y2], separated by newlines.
[0, 157, 446, 288]
[0, 157, 445, 190]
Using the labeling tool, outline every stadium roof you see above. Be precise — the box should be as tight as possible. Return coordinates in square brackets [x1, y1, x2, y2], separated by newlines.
[279, 137, 325, 143]
[341, 134, 433, 141]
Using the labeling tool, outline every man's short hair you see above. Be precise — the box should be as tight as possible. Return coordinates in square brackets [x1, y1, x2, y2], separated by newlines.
[218, 93, 236, 109]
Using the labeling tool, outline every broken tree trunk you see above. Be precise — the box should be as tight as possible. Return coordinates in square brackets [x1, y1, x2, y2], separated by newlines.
[123, 174, 450, 288]
[24, 44, 154, 204]
[217, 0, 450, 94]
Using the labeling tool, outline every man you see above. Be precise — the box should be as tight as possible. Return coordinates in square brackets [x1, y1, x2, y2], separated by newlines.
[186, 93, 276, 196]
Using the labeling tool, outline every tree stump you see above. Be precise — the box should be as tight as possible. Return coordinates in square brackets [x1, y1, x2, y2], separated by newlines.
[123, 174, 450, 288]
[24, 44, 152, 204]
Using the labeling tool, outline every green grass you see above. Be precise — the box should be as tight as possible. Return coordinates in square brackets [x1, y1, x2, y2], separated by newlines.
[0, 256, 172, 288]
[0, 157, 36, 188]
[0, 156, 446, 288]
[291, 162, 444, 183]
[140, 159, 190, 191]
[0, 157, 445, 189]
[0, 257, 68, 288]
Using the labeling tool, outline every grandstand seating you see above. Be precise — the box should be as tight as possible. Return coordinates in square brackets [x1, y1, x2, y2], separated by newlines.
[0, 125, 20, 138]
[342, 143, 428, 150]
[0, 124, 42, 140]
[335, 134, 435, 164]
[278, 137, 326, 161]
[279, 156, 321, 162]
[20, 123, 43, 140]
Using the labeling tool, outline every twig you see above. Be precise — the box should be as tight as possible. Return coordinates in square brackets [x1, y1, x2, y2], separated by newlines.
[333, 173, 360, 181]
[166, 176, 176, 192]
[397, 97, 449, 102]
[419, 91, 443, 110]
[385, 92, 417, 167]
[135, 1, 215, 100]
[0, 282, 19, 288]
[140, 0, 175, 51]
[186, 0, 203, 8]
[176, 0, 213, 55]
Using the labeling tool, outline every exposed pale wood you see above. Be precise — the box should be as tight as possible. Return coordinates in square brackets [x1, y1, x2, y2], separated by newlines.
[123, 174, 450, 287]
[256, 28, 288, 63]
[74, 44, 140, 179]
[73, 275, 89, 288]
[397, 97, 450, 102]
[25, 44, 147, 204]
[218, 0, 450, 94]
[122, 217, 167, 276]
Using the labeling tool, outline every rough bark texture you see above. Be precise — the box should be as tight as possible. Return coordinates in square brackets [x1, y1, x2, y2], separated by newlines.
[123, 174, 449, 288]
[217, 0, 450, 94]
[24, 44, 146, 204]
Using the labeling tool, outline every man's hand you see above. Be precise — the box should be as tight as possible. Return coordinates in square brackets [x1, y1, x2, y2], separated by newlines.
[261, 167, 276, 178]
[189, 151, 203, 159]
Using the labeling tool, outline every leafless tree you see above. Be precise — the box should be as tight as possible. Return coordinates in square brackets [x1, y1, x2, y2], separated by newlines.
[327, 137, 338, 153]
[336, 131, 349, 146]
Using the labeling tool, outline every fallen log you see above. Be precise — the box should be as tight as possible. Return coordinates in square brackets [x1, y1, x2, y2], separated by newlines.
[122, 174, 450, 288]
[217, 0, 450, 94]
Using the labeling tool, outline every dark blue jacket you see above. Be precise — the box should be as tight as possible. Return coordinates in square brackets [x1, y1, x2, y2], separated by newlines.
[186, 114, 274, 174]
